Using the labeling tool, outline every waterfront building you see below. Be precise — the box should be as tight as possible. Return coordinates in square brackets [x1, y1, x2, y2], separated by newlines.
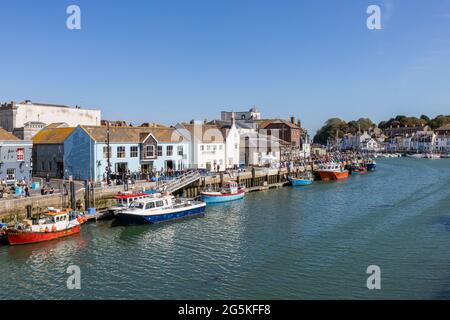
[0, 128, 32, 183]
[383, 123, 431, 138]
[435, 124, 450, 153]
[409, 131, 436, 153]
[0, 100, 101, 138]
[176, 122, 227, 172]
[359, 138, 380, 152]
[63, 125, 190, 181]
[32, 126, 76, 178]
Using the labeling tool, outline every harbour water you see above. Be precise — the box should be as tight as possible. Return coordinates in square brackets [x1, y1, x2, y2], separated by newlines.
[1, 158, 450, 299]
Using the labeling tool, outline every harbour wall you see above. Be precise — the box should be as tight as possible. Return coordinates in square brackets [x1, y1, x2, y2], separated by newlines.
[0, 166, 314, 223]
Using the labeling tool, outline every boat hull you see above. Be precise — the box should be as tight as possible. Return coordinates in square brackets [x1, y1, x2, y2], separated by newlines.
[289, 178, 313, 186]
[117, 204, 206, 225]
[317, 170, 349, 181]
[366, 163, 376, 171]
[201, 190, 245, 203]
[5, 225, 81, 246]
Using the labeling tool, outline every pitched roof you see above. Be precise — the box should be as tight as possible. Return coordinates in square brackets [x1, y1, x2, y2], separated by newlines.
[256, 119, 301, 130]
[81, 126, 181, 144]
[435, 124, 450, 132]
[179, 123, 225, 143]
[32, 127, 76, 144]
[0, 128, 19, 141]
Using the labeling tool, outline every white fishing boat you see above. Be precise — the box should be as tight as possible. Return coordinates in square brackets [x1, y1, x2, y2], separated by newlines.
[117, 194, 206, 225]
[424, 153, 441, 159]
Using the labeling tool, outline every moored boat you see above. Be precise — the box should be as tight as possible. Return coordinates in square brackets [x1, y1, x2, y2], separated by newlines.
[200, 181, 246, 203]
[117, 194, 206, 225]
[366, 159, 377, 171]
[108, 192, 154, 215]
[315, 163, 349, 181]
[289, 171, 314, 186]
[5, 208, 86, 246]
[424, 153, 441, 159]
[441, 154, 450, 159]
[0, 223, 7, 245]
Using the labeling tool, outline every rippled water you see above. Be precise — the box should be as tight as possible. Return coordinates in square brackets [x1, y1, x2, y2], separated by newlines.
[1, 158, 450, 299]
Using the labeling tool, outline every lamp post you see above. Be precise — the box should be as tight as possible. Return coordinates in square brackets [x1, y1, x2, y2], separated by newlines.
[105, 121, 111, 186]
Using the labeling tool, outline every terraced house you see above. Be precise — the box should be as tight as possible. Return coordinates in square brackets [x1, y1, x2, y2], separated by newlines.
[0, 128, 32, 183]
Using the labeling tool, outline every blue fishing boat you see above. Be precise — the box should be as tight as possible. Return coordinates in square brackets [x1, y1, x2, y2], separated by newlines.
[289, 172, 314, 186]
[117, 194, 206, 225]
[0, 223, 7, 245]
[366, 159, 377, 171]
[200, 181, 246, 204]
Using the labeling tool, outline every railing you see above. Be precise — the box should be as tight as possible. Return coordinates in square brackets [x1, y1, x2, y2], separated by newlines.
[158, 170, 201, 194]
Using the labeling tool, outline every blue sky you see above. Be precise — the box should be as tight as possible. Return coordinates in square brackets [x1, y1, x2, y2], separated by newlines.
[1, 0, 450, 134]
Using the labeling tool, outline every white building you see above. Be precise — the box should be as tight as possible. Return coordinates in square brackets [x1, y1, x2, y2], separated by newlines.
[359, 138, 380, 152]
[435, 125, 450, 153]
[0, 100, 101, 138]
[221, 107, 262, 122]
[176, 120, 242, 171]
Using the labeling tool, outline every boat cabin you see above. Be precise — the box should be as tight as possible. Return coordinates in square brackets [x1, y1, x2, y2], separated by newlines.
[114, 193, 150, 208]
[129, 195, 175, 211]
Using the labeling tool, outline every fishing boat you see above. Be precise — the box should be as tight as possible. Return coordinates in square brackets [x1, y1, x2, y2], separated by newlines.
[200, 181, 246, 203]
[5, 208, 86, 246]
[0, 223, 7, 245]
[407, 153, 425, 158]
[366, 159, 377, 171]
[315, 163, 349, 181]
[424, 153, 441, 159]
[349, 163, 367, 174]
[108, 192, 153, 215]
[117, 194, 206, 225]
[289, 171, 314, 186]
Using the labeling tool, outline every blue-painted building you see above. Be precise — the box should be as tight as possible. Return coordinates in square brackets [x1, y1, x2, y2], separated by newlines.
[63, 125, 190, 181]
[0, 128, 32, 183]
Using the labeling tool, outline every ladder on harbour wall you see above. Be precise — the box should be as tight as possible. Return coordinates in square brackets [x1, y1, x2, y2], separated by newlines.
[158, 171, 201, 194]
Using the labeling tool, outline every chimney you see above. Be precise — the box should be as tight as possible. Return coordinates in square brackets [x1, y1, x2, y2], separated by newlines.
[291, 116, 295, 124]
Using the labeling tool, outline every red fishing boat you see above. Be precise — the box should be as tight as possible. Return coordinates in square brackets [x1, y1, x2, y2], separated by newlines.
[5, 208, 87, 246]
[315, 163, 349, 181]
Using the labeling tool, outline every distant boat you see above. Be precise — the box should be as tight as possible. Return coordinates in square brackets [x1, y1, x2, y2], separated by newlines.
[366, 159, 377, 171]
[407, 153, 425, 158]
[117, 194, 206, 225]
[200, 181, 246, 203]
[441, 154, 450, 159]
[315, 163, 349, 181]
[289, 172, 314, 186]
[424, 153, 441, 159]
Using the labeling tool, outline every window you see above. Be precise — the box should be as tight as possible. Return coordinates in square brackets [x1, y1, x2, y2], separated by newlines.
[130, 146, 138, 158]
[157, 146, 163, 156]
[49, 161, 52, 171]
[117, 146, 126, 158]
[200, 145, 204, 151]
[145, 202, 155, 210]
[146, 145, 154, 158]
[16, 148, 24, 161]
[103, 146, 111, 159]
[41, 161, 45, 171]
[177, 146, 183, 156]
[219, 145, 223, 150]
[166, 146, 173, 156]
[6, 169, 15, 181]
[156, 200, 164, 207]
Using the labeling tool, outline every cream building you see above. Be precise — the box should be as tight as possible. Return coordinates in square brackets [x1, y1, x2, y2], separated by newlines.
[0, 100, 101, 138]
